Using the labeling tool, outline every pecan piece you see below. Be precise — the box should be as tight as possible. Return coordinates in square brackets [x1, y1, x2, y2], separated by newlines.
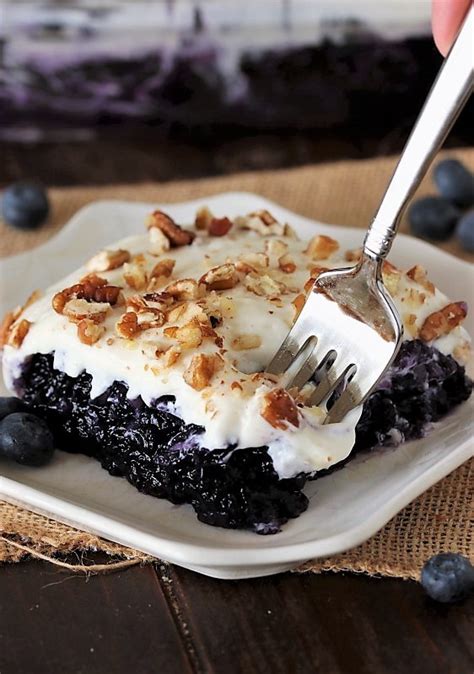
[63, 299, 110, 324]
[7, 319, 31, 349]
[164, 278, 200, 301]
[194, 205, 213, 230]
[200, 264, 239, 291]
[123, 262, 148, 291]
[419, 302, 467, 342]
[208, 217, 233, 237]
[77, 319, 105, 345]
[244, 273, 288, 298]
[304, 235, 339, 260]
[149, 226, 171, 255]
[231, 334, 262, 351]
[261, 388, 300, 430]
[406, 265, 435, 294]
[235, 210, 284, 236]
[116, 312, 140, 339]
[183, 353, 223, 391]
[147, 210, 195, 247]
[87, 249, 130, 273]
[278, 254, 296, 274]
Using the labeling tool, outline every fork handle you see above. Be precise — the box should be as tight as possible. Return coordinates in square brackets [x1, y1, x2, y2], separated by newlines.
[363, 6, 474, 261]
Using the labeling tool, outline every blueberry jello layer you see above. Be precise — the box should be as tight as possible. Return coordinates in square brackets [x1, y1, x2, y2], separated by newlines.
[1, 206, 472, 533]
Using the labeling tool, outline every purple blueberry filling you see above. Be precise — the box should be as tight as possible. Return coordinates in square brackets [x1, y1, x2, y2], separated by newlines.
[16, 340, 472, 533]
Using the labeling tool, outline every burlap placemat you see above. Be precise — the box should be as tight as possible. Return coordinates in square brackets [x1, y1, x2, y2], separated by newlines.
[1, 150, 473, 578]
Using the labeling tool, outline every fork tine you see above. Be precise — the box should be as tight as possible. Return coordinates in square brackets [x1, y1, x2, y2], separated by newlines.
[325, 378, 362, 424]
[266, 319, 312, 375]
[283, 338, 320, 390]
[315, 362, 357, 411]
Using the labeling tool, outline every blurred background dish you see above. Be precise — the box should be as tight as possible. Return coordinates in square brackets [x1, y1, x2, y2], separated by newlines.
[1, 0, 472, 185]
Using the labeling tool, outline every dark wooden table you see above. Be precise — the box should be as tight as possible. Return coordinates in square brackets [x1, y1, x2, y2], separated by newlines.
[0, 135, 473, 674]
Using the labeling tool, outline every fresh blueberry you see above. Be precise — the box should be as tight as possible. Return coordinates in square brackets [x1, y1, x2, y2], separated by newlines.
[0, 397, 27, 421]
[421, 553, 474, 603]
[408, 196, 459, 241]
[434, 159, 474, 208]
[1, 182, 50, 230]
[0, 412, 55, 466]
[456, 210, 474, 253]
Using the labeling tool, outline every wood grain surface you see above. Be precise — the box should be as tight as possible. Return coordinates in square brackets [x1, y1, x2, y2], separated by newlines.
[0, 561, 473, 674]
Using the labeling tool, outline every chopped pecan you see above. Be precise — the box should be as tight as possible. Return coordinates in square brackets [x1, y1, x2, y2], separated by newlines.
[304, 235, 339, 260]
[265, 239, 288, 263]
[200, 264, 239, 291]
[244, 273, 288, 298]
[137, 308, 166, 330]
[7, 319, 31, 349]
[231, 334, 262, 351]
[0, 309, 21, 348]
[164, 278, 200, 301]
[148, 226, 171, 255]
[194, 205, 213, 230]
[406, 265, 435, 294]
[155, 345, 182, 368]
[77, 319, 105, 345]
[116, 312, 140, 339]
[208, 217, 233, 237]
[419, 302, 467, 342]
[165, 319, 203, 349]
[235, 210, 284, 236]
[123, 262, 148, 291]
[147, 210, 195, 247]
[53, 280, 122, 316]
[261, 388, 300, 430]
[63, 299, 110, 324]
[283, 222, 299, 239]
[87, 249, 130, 273]
[381, 264, 401, 296]
[239, 253, 269, 270]
[183, 353, 223, 391]
[150, 258, 175, 281]
[278, 254, 296, 274]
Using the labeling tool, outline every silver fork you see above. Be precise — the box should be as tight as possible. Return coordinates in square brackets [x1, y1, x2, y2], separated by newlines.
[267, 7, 474, 424]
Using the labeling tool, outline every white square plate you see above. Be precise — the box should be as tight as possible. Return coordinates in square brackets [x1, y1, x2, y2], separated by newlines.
[1, 193, 473, 579]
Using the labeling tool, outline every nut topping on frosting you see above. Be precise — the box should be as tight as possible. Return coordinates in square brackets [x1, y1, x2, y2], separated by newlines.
[184, 353, 223, 391]
[235, 210, 285, 236]
[305, 235, 339, 260]
[244, 273, 289, 298]
[200, 264, 240, 291]
[406, 265, 435, 294]
[261, 388, 300, 430]
[194, 205, 213, 231]
[148, 226, 171, 255]
[231, 334, 262, 351]
[208, 217, 233, 237]
[7, 318, 31, 349]
[419, 302, 467, 342]
[53, 278, 123, 315]
[77, 319, 106, 345]
[63, 299, 110, 324]
[278, 254, 296, 274]
[123, 262, 148, 291]
[147, 210, 195, 247]
[87, 249, 131, 273]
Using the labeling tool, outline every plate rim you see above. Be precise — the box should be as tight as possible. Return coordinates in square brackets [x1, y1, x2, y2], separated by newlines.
[1, 192, 473, 572]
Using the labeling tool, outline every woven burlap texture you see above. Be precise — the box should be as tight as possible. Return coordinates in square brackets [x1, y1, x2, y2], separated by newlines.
[1, 150, 473, 578]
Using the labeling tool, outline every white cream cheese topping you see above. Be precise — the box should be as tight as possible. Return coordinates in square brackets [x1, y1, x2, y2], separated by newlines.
[2, 210, 471, 479]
